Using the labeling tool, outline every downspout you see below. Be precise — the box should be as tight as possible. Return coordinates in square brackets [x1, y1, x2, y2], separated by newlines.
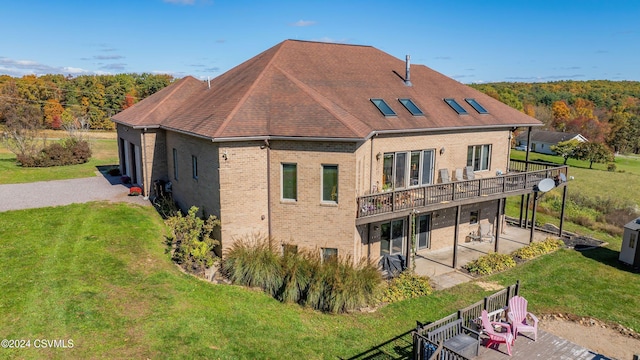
[141, 128, 148, 199]
[369, 132, 377, 193]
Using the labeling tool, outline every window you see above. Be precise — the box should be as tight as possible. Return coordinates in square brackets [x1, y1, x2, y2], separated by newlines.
[467, 144, 491, 171]
[172, 148, 178, 180]
[630, 233, 637, 249]
[470, 211, 479, 225]
[382, 150, 434, 190]
[192, 155, 198, 179]
[398, 98, 424, 116]
[417, 214, 431, 249]
[321, 248, 338, 262]
[283, 244, 298, 256]
[380, 219, 404, 255]
[444, 98, 468, 114]
[370, 98, 397, 116]
[465, 98, 489, 114]
[282, 163, 297, 200]
[322, 165, 338, 202]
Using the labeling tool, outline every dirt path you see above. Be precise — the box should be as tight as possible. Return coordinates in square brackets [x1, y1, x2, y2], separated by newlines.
[541, 315, 640, 360]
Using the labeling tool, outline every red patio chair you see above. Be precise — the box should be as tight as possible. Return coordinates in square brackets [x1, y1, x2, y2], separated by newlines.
[481, 309, 514, 356]
[507, 295, 539, 341]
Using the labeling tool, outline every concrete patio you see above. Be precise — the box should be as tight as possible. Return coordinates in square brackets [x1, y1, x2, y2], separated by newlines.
[414, 224, 554, 290]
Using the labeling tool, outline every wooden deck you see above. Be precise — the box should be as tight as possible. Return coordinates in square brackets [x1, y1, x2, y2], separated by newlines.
[477, 330, 611, 359]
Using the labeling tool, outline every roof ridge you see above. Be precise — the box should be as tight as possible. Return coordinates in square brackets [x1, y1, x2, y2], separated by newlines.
[212, 43, 286, 138]
[139, 76, 201, 125]
[274, 63, 369, 138]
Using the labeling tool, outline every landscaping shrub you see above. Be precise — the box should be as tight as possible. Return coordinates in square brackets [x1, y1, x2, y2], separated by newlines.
[607, 163, 617, 172]
[222, 234, 283, 296]
[511, 238, 564, 260]
[379, 271, 432, 303]
[166, 206, 221, 277]
[464, 252, 516, 275]
[16, 138, 91, 167]
[222, 235, 382, 313]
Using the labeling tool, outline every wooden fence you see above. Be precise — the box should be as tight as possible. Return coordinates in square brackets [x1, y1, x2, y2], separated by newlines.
[412, 281, 520, 360]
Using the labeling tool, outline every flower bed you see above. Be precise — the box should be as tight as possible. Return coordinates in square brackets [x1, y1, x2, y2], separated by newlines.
[129, 187, 142, 196]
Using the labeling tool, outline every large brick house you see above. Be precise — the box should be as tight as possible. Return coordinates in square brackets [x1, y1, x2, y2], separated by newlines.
[112, 40, 567, 268]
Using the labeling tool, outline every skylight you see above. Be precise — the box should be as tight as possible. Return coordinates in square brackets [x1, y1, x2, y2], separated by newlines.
[465, 98, 489, 114]
[370, 99, 397, 116]
[398, 98, 424, 116]
[444, 98, 468, 115]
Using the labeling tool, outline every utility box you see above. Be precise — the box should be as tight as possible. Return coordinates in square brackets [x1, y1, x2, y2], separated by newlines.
[620, 218, 640, 267]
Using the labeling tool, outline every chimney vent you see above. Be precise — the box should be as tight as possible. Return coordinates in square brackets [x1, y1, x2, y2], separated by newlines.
[404, 55, 412, 86]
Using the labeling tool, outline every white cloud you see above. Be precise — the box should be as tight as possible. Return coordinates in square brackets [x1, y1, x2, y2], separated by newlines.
[290, 20, 317, 27]
[0, 56, 93, 76]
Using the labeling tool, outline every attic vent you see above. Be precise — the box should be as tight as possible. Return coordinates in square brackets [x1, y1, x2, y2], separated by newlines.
[404, 55, 412, 86]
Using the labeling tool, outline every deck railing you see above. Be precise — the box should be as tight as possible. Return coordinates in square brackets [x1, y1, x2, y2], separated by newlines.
[413, 281, 520, 360]
[357, 161, 567, 219]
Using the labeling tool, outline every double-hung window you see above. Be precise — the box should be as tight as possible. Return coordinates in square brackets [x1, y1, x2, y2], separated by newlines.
[322, 165, 338, 203]
[192, 155, 198, 179]
[282, 163, 297, 201]
[467, 144, 491, 171]
[382, 150, 434, 190]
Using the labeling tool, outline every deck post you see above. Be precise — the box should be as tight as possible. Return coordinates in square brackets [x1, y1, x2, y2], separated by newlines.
[559, 178, 568, 238]
[495, 199, 502, 252]
[524, 193, 531, 228]
[529, 192, 539, 244]
[519, 194, 525, 227]
[453, 205, 461, 268]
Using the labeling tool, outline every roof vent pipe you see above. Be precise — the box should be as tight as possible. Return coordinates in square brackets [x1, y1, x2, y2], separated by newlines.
[207, 76, 211, 89]
[405, 55, 412, 86]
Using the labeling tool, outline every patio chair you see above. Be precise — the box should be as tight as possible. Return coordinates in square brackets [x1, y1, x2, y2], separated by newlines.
[479, 223, 494, 243]
[481, 309, 514, 356]
[465, 166, 475, 180]
[439, 169, 450, 183]
[507, 296, 538, 341]
[455, 168, 464, 181]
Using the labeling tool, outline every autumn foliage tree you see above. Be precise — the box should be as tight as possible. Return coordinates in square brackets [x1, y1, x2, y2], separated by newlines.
[574, 142, 614, 169]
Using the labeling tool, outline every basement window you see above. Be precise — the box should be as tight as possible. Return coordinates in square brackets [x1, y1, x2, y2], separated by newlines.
[398, 98, 424, 116]
[465, 98, 489, 114]
[371, 98, 397, 116]
[444, 98, 468, 115]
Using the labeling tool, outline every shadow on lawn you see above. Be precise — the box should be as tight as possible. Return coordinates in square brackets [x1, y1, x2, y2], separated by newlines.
[577, 246, 640, 274]
[341, 328, 414, 360]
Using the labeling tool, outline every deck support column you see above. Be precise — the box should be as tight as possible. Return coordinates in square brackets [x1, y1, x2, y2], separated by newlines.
[559, 175, 568, 238]
[524, 193, 531, 228]
[495, 198, 503, 253]
[529, 191, 539, 244]
[453, 205, 461, 269]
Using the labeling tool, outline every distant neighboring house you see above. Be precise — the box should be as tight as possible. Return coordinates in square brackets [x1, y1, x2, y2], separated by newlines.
[112, 40, 568, 270]
[516, 130, 588, 155]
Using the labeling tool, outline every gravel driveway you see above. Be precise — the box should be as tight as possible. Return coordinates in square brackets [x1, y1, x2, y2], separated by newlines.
[0, 173, 150, 212]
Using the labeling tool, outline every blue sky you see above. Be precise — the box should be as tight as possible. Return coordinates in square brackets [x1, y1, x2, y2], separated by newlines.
[1, 0, 639, 83]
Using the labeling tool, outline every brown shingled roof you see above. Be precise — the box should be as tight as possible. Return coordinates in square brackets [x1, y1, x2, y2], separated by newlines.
[112, 40, 542, 139]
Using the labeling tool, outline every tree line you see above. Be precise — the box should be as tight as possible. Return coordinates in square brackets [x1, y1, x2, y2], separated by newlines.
[469, 80, 640, 154]
[0, 73, 174, 131]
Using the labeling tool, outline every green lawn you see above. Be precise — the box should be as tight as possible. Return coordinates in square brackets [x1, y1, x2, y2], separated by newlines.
[0, 139, 118, 184]
[0, 203, 638, 359]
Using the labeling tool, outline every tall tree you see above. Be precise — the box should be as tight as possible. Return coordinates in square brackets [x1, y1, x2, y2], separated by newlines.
[550, 139, 581, 165]
[574, 142, 614, 169]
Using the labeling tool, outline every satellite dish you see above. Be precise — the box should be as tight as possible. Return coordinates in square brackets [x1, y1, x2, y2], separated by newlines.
[537, 178, 555, 192]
